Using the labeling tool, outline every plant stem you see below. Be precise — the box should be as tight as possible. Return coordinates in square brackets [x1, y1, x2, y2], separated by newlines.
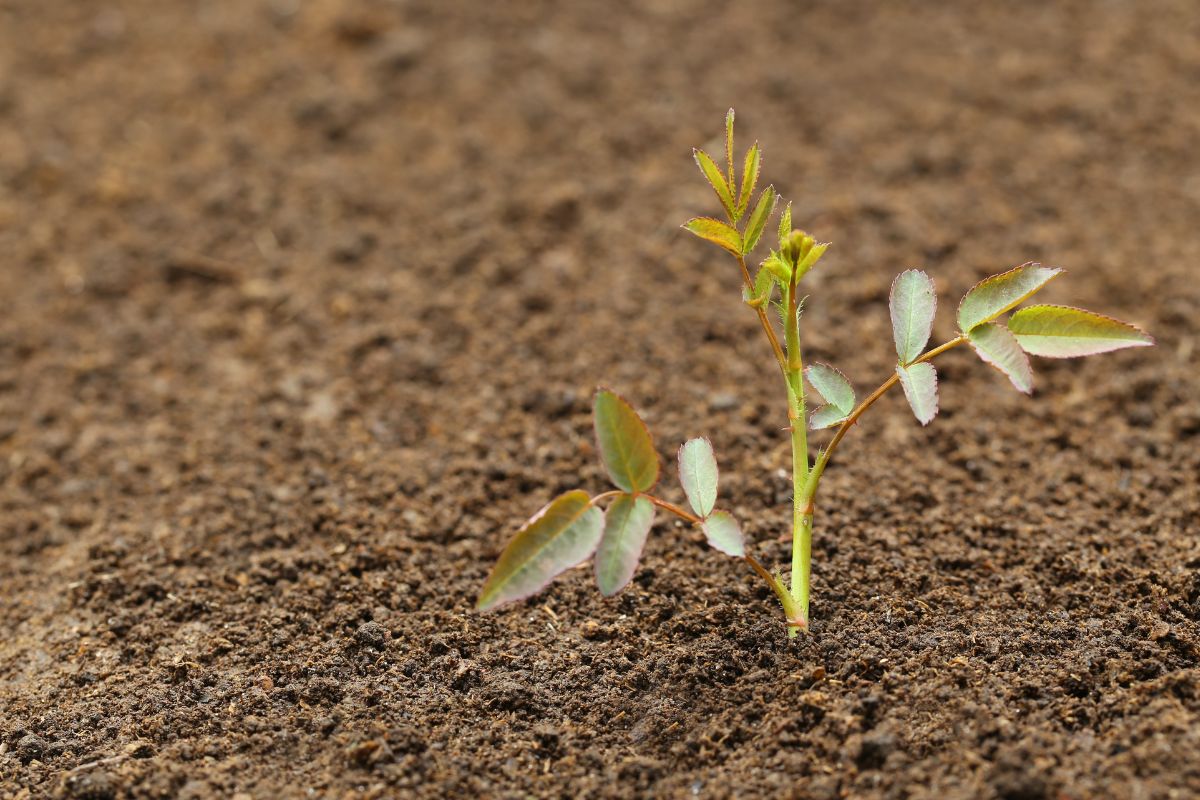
[782, 280, 810, 637]
[737, 255, 788, 376]
[745, 554, 804, 627]
[633, 491, 802, 623]
[807, 335, 967, 492]
[646, 495, 701, 524]
[733, 251, 812, 632]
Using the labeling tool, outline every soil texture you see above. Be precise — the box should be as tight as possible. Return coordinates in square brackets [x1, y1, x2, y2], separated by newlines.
[2, 1, 1199, 798]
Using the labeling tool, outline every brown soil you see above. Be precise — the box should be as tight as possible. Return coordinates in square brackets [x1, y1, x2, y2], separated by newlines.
[2, 1, 1199, 798]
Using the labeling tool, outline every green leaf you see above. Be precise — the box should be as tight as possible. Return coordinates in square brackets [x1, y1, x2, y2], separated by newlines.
[742, 187, 776, 255]
[700, 510, 744, 557]
[810, 405, 849, 430]
[744, 263, 777, 307]
[794, 241, 829, 277]
[678, 437, 719, 519]
[693, 149, 734, 218]
[957, 263, 1062, 332]
[683, 217, 742, 257]
[778, 201, 792, 245]
[968, 322, 1033, 394]
[763, 252, 792, 283]
[890, 269, 937, 365]
[477, 490, 604, 611]
[736, 143, 761, 220]
[896, 362, 939, 426]
[804, 363, 855, 415]
[594, 494, 655, 597]
[594, 389, 660, 494]
[1008, 305, 1155, 358]
[725, 108, 735, 187]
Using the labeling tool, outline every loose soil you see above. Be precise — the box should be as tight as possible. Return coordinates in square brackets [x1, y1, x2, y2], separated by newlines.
[2, 1, 1199, 798]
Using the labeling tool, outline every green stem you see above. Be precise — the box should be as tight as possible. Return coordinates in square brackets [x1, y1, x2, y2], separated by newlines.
[782, 280, 810, 637]
[807, 335, 968, 498]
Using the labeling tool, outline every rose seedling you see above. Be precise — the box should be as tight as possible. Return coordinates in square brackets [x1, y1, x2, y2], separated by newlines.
[477, 110, 1153, 635]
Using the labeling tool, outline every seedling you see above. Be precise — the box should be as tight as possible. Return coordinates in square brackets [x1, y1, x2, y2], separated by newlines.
[476, 111, 1153, 635]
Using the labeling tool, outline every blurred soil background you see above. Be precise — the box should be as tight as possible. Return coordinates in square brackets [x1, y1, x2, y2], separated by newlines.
[1, 0, 1199, 797]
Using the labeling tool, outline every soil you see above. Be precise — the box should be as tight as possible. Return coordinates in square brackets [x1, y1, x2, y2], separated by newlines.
[2, 1, 1199, 798]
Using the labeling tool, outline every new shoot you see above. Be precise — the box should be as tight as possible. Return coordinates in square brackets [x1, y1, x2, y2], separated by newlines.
[476, 110, 1154, 636]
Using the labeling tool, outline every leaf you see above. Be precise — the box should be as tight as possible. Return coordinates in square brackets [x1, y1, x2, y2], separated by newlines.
[795, 241, 829, 276]
[594, 494, 655, 597]
[700, 510, 744, 557]
[957, 263, 1062, 332]
[693, 149, 734, 218]
[725, 108, 735, 186]
[804, 363, 855, 415]
[890, 270, 937, 365]
[744, 263, 777, 307]
[477, 491, 604, 611]
[736, 143, 760, 220]
[762, 252, 791, 283]
[683, 217, 742, 257]
[1008, 305, 1155, 358]
[778, 201, 792, 244]
[678, 438, 719, 519]
[810, 405, 849, 430]
[742, 187, 776, 255]
[594, 389, 660, 494]
[968, 322, 1033, 393]
[896, 362, 939, 425]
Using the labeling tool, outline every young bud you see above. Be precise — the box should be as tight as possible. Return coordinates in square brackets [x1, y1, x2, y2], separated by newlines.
[782, 230, 811, 265]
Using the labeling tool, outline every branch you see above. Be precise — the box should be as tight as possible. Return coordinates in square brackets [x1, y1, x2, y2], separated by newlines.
[809, 335, 968, 487]
[736, 254, 788, 375]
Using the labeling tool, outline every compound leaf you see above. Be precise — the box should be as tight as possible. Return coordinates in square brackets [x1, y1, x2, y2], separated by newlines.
[957, 263, 1062, 332]
[890, 269, 937, 365]
[810, 404, 850, 430]
[594, 494, 655, 597]
[896, 362, 939, 426]
[594, 389, 659, 494]
[477, 490, 604, 611]
[804, 363, 855, 415]
[736, 142, 761, 220]
[700, 510, 745, 557]
[1008, 305, 1155, 358]
[968, 322, 1033, 394]
[678, 437, 719, 519]
[683, 217, 742, 257]
[742, 187, 777, 255]
[694, 149, 734, 219]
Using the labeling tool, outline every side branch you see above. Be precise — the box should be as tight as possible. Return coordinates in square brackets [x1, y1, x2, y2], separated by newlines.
[627, 491, 805, 628]
[736, 254, 788, 375]
[811, 335, 967, 481]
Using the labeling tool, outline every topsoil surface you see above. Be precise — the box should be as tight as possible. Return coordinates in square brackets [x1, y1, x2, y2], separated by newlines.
[2, 1, 1199, 798]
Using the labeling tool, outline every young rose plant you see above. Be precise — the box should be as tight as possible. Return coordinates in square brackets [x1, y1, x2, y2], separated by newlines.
[477, 110, 1153, 635]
